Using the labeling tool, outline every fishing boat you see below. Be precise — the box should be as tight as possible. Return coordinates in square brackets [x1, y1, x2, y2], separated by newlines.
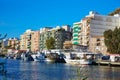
[45, 52, 66, 63]
[21, 52, 34, 61]
[31, 52, 45, 62]
[64, 51, 96, 65]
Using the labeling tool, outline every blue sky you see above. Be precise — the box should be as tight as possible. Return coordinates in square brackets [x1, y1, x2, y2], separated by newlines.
[0, 0, 120, 38]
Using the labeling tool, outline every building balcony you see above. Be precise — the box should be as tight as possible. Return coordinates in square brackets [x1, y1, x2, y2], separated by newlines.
[73, 33, 79, 37]
[73, 30, 79, 33]
[73, 25, 79, 28]
[73, 38, 79, 40]
[73, 32, 79, 35]
[72, 41, 79, 45]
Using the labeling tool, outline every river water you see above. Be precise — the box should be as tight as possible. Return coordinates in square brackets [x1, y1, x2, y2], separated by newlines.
[0, 58, 120, 80]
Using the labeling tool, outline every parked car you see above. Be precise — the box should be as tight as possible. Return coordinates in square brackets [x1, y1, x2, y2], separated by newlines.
[102, 55, 110, 60]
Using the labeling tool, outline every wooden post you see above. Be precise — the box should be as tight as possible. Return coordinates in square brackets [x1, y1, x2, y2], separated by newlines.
[98, 61, 100, 66]
[108, 62, 111, 67]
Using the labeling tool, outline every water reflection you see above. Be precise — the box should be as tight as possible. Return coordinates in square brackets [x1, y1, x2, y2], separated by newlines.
[0, 59, 120, 80]
[88, 66, 120, 80]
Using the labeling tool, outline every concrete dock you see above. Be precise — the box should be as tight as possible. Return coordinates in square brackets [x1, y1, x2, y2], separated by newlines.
[96, 60, 120, 66]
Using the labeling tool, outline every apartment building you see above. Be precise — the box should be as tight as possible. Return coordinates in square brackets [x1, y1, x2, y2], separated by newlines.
[31, 31, 40, 52]
[62, 25, 72, 32]
[39, 25, 72, 50]
[73, 11, 120, 54]
[0, 38, 19, 54]
[39, 27, 52, 50]
[7, 38, 19, 49]
[2, 39, 8, 48]
[89, 11, 120, 53]
[20, 29, 33, 51]
[72, 22, 81, 49]
[89, 36, 107, 54]
[63, 41, 72, 49]
[20, 29, 41, 52]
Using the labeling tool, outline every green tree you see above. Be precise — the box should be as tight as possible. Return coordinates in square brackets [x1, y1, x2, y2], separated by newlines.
[45, 37, 55, 50]
[104, 27, 120, 54]
[104, 29, 113, 53]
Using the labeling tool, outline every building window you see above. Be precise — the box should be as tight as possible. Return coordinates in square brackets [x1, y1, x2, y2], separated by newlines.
[96, 43, 100, 46]
[96, 38, 100, 41]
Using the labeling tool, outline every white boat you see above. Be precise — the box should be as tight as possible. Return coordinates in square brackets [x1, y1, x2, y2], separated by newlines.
[64, 51, 96, 65]
[21, 52, 34, 61]
[31, 52, 45, 62]
[65, 59, 93, 65]
[21, 53, 27, 61]
[42, 49, 66, 63]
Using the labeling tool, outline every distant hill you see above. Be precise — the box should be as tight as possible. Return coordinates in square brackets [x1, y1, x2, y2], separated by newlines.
[108, 8, 120, 16]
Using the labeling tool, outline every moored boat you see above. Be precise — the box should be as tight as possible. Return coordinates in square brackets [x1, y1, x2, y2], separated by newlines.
[45, 52, 66, 63]
[64, 51, 96, 65]
[31, 52, 45, 62]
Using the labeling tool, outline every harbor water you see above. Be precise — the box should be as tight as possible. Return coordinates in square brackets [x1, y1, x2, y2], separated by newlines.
[0, 58, 120, 80]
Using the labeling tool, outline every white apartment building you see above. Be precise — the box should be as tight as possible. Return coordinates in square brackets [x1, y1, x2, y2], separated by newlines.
[89, 11, 120, 36]
[62, 25, 72, 32]
[89, 11, 120, 53]
[73, 11, 120, 54]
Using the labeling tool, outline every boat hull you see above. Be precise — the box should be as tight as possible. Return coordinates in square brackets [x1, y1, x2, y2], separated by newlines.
[65, 59, 93, 65]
